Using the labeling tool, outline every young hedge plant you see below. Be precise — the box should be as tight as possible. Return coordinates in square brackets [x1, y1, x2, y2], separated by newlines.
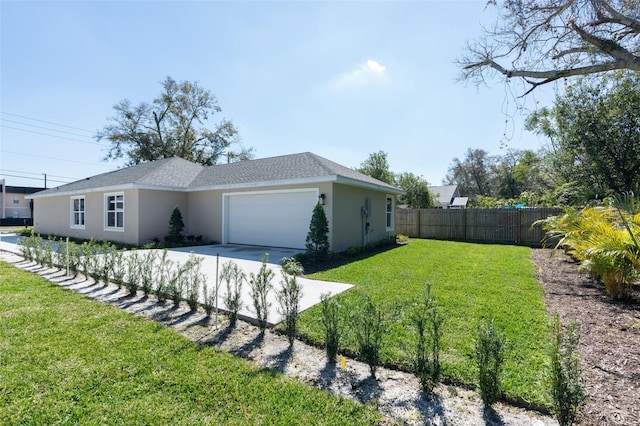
[249, 254, 274, 331]
[410, 283, 444, 393]
[352, 294, 386, 379]
[320, 293, 340, 362]
[221, 261, 245, 325]
[140, 250, 156, 296]
[184, 254, 204, 312]
[276, 273, 303, 345]
[550, 314, 586, 426]
[125, 251, 140, 295]
[475, 319, 507, 406]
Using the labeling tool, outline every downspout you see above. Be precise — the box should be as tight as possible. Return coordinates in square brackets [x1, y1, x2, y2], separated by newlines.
[1, 179, 5, 220]
[361, 198, 370, 246]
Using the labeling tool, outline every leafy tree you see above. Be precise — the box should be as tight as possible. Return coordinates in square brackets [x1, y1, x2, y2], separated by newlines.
[444, 148, 495, 199]
[491, 149, 548, 200]
[459, 0, 640, 95]
[97, 76, 253, 165]
[357, 151, 395, 184]
[168, 206, 185, 243]
[527, 72, 640, 196]
[397, 173, 434, 208]
[306, 203, 330, 258]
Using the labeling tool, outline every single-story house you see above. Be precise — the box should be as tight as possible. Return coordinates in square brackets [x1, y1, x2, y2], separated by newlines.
[0, 180, 44, 225]
[428, 184, 467, 209]
[28, 152, 404, 251]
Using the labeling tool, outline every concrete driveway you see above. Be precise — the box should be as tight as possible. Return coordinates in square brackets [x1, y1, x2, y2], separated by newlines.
[165, 244, 353, 325]
[0, 237, 353, 326]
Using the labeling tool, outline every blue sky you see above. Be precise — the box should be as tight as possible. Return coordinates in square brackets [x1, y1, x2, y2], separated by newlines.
[1, 0, 555, 189]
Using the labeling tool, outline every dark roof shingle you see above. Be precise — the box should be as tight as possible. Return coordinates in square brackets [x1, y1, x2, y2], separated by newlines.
[31, 152, 401, 197]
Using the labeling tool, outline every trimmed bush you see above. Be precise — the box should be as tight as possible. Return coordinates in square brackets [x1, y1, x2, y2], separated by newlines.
[168, 205, 185, 243]
[280, 256, 304, 276]
[305, 202, 329, 259]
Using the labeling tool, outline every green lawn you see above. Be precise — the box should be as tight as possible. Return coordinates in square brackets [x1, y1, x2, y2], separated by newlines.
[298, 239, 551, 409]
[0, 262, 379, 425]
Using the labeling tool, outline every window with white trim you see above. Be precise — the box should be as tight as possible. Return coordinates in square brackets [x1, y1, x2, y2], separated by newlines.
[13, 195, 19, 204]
[71, 196, 85, 228]
[105, 193, 124, 231]
[386, 195, 395, 231]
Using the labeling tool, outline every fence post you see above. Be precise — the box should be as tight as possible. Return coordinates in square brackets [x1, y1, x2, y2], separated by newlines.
[517, 209, 522, 245]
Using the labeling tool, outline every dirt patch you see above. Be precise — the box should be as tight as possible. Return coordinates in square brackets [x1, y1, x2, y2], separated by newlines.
[531, 249, 640, 425]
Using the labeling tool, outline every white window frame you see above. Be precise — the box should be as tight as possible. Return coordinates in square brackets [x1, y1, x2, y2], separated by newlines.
[104, 192, 124, 232]
[386, 195, 395, 231]
[13, 195, 19, 204]
[70, 196, 86, 229]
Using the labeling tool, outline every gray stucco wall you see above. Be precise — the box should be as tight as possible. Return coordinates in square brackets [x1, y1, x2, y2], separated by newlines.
[33, 189, 141, 245]
[31, 181, 394, 250]
[330, 184, 394, 252]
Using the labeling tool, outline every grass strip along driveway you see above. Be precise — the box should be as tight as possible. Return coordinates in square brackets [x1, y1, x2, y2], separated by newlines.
[0, 262, 379, 425]
[298, 239, 551, 409]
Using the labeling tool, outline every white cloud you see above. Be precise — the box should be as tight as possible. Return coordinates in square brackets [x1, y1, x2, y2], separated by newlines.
[325, 59, 388, 93]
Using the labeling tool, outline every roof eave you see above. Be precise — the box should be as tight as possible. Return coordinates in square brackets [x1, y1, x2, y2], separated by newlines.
[27, 183, 189, 199]
[335, 176, 404, 195]
[187, 176, 337, 192]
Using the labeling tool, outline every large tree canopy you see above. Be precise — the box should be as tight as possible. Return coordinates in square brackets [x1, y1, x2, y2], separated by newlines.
[357, 151, 396, 185]
[527, 71, 640, 196]
[459, 0, 640, 94]
[445, 148, 494, 198]
[397, 173, 434, 208]
[444, 148, 556, 206]
[97, 77, 253, 166]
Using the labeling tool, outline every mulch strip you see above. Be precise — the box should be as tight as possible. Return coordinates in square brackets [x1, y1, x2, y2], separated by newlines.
[531, 249, 640, 425]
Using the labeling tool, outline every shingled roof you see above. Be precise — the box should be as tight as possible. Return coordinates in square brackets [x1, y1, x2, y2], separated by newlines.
[30, 152, 402, 198]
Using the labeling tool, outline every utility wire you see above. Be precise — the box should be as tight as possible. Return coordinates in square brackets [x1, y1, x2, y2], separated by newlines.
[0, 124, 102, 145]
[0, 169, 79, 180]
[0, 173, 70, 184]
[0, 111, 94, 133]
[1, 118, 95, 139]
[1, 149, 115, 168]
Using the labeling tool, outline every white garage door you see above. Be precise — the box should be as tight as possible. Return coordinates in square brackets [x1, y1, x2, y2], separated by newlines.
[225, 190, 318, 249]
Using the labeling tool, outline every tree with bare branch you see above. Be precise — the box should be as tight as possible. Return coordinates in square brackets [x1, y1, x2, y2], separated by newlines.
[97, 77, 253, 165]
[459, 0, 640, 95]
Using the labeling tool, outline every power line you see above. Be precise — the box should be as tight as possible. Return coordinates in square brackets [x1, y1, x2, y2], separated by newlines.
[0, 111, 94, 133]
[0, 173, 70, 184]
[0, 169, 79, 180]
[0, 124, 102, 145]
[1, 118, 95, 140]
[1, 149, 115, 168]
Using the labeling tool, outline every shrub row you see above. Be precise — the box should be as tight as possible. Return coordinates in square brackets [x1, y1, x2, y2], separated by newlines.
[19, 234, 226, 317]
[319, 286, 585, 424]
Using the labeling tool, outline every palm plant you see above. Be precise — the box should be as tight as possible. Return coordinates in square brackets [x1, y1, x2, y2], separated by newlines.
[540, 199, 640, 298]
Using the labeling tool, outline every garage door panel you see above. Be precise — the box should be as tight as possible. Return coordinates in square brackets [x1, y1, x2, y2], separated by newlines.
[226, 190, 317, 249]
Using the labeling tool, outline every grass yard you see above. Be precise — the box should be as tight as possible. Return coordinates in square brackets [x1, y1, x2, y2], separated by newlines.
[0, 262, 379, 425]
[298, 239, 551, 409]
